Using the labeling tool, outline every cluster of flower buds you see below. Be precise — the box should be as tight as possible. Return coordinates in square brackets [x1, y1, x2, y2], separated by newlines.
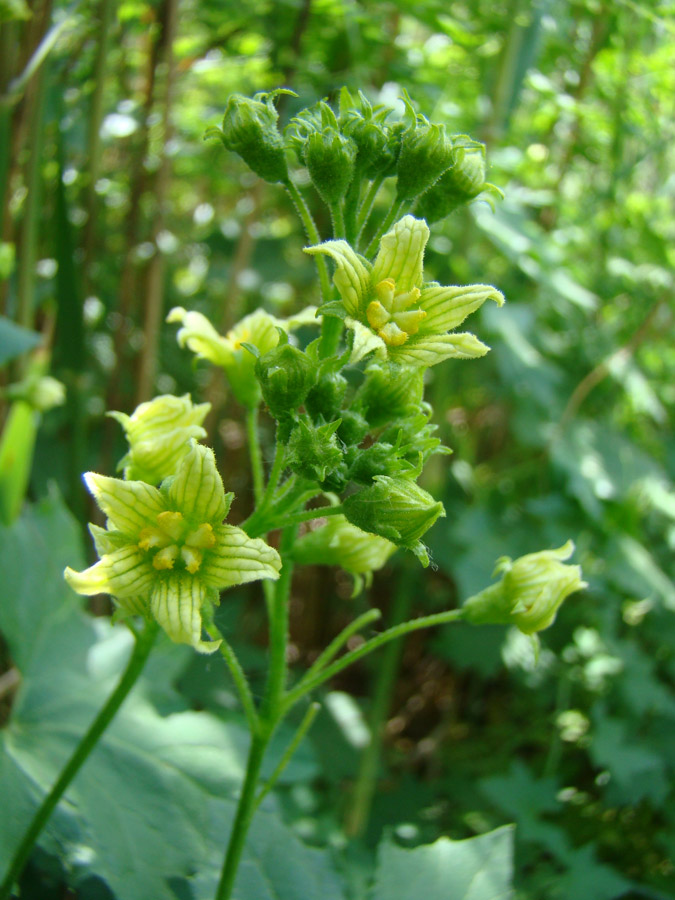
[212, 86, 499, 225]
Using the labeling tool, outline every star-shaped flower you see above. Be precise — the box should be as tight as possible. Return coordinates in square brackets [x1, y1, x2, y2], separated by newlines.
[305, 215, 504, 367]
[64, 443, 281, 652]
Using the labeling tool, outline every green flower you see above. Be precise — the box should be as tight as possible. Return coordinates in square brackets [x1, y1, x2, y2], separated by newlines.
[108, 393, 210, 485]
[167, 306, 318, 408]
[64, 443, 281, 653]
[305, 215, 504, 367]
[462, 540, 587, 634]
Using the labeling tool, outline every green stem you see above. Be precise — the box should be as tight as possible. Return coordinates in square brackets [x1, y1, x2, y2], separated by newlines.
[303, 608, 381, 684]
[283, 609, 465, 712]
[214, 732, 269, 900]
[215, 526, 297, 899]
[329, 199, 346, 239]
[363, 197, 407, 259]
[208, 625, 259, 735]
[0, 620, 158, 900]
[262, 526, 297, 720]
[245, 406, 264, 505]
[284, 178, 331, 304]
[280, 503, 344, 530]
[356, 175, 385, 251]
[345, 585, 412, 837]
[254, 702, 320, 810]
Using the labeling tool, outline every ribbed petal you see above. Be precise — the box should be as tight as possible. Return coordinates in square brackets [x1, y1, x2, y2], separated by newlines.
[345, 317, 387, 365]
[371, 216, 429, 293]
[304, 240, 371, 317]
[391, 332, 490, 367]
[200, 524, 281, 590]
[167, 443, 232, 524]
[84, 473, 164, 537]
[150, 574, 220, 653]
[418, 283, 504, 333]
[103, 545, 156, 598]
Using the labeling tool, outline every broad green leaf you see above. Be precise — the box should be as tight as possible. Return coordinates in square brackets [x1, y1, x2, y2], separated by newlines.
[371, 826, 514, 900]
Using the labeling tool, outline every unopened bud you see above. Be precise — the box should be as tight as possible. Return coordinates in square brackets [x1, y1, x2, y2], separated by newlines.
[305, 371, 348, 421]
[462, 541, 587, 634]
[305, 128, 357, 205]
[356, 363, 424, 428]
[215, 91, 291, 184]
[287, 419, 344, 483]
[343, 475, 445, 565]
[256, 338, 315, 419]
[416, 145, 498, 223]
[396, 122, 454, 202]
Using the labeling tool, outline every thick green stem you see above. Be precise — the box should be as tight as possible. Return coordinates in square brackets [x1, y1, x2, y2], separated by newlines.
[0, 620, 158, 900]
[284, 178, 331, 304]
[345, 585, 412, 837]
[329, 199, 346, 239]
[215, 526, 297, 899]
[262, 526, 297, 719]
[283, 609, 465, 712]
[245, 406, 264, 505]
[214, 732, 269, 900]
[363, 197, 407, 259]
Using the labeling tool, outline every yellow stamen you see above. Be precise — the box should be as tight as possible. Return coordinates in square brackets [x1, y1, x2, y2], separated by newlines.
[394, 309, 426, 335]
[378, 322, 408, 346]
[185, 523, 216, 549]
[153, 544, 180, 570]
[366, 300, 391, 331]
[181, 546, 203, 574]
[391, 286, 421, 313]
[375, 278, 396, 309]
[138, 527, 171, 551]
[157, 510, 186, 541]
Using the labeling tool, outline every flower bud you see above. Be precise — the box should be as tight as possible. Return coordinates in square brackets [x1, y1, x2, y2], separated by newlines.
[305, 128, 357, 205]
[356, 363, 424, 429]
[462, 540, 587, 634]
[285, 103, 324, 165]
[256, 338, 315, 419]
[216, 91, 290, 184]
[305, 371, 348, 421]
[343, 475, 445, 565]
[336, 410, 370, 447]
[395, 122, 454, 202]
[293, 513, 396, 594]
[287, 419, 344, 483]
[416, 145, 498, 223]
[108, 393, 210, 485]
[347, 442, 401, 484]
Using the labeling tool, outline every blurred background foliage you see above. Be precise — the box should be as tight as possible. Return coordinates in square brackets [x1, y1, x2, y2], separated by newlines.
[0, 0, 674, 898]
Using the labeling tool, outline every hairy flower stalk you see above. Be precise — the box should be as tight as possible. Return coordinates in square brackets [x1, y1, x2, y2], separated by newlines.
[305, 214, 504, 366]
[65, 443, 281, 652]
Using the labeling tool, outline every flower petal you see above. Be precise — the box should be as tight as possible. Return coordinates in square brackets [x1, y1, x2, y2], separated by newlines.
[418, 283, 504, 333]
[167, 443, 232, 524]
[200, 524, 281, 590]
[84, 473, 164, 536]
[64, 545, 154, 599]
[304, 240, 371, 317]
[371, 216, 429, 293]
[167, 307, 233, 367]
[150, 574, 220, 653]
[345, 317, 387, 365]
[390, 332, 491, 367]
